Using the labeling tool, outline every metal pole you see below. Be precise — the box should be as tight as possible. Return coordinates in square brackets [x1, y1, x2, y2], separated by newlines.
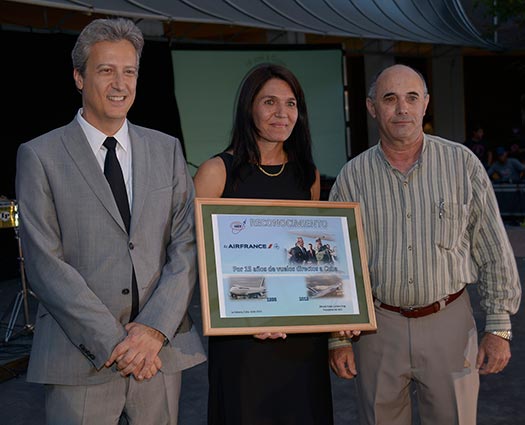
[493, 0, 499, 44]
[15, 227, 32, 329]
[4, 226, 35, 342]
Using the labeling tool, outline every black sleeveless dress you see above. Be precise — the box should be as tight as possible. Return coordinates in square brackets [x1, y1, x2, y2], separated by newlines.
[207, 153, 333, 425]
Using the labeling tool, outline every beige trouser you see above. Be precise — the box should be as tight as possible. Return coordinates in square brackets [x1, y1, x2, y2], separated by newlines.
[45, 371, 181, 425]
[353, 290, 479, 425]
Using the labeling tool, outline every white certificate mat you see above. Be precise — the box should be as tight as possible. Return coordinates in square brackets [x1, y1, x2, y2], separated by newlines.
[212, 214, 359, 318]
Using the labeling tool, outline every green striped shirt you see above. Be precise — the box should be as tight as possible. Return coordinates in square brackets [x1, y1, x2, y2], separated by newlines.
[329, 134, 521, 332]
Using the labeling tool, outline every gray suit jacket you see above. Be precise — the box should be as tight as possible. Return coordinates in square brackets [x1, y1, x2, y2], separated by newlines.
[16, 119, 206, 385]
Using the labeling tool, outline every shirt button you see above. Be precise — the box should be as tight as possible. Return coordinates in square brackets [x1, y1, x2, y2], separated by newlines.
[403, 181, 408, 187]
[129, 242, 134, 250]
[122, 288, 130, 295]
[407, 213, 412, 219]
[408, 245, 413, 251]
[408, 278, 414, 284]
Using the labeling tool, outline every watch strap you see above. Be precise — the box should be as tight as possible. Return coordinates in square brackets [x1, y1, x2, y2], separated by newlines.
[488, 330, 513, 341]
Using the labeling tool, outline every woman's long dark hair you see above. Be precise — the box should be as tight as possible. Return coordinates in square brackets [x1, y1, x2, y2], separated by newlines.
[226, 63, 317, 192]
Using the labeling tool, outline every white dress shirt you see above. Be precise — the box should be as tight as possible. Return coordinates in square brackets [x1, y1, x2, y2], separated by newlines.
[76, 109, 133, 205]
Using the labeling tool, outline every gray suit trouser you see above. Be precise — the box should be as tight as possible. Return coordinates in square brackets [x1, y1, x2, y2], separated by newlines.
[45, 371, 181, 425]
[353, 290, 479, 425]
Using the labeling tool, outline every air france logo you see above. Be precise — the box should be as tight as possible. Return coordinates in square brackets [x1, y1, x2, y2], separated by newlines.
[223, 242, 278, 249]
[230, 219, 246, 234]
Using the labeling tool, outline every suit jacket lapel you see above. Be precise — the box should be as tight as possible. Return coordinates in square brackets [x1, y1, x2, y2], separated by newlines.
[61, 120, 127, 233]
[129, 125, 149, 236]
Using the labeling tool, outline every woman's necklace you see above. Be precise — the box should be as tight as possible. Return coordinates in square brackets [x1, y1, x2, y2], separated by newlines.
[257, 162, 286, 177]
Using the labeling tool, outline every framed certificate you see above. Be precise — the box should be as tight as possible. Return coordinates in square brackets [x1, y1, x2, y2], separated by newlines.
[195, 198, 376, 335]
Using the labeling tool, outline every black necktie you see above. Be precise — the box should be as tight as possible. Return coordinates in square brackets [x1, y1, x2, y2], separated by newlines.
[103, 137, 130, 232]
[103, 137, 138, 320]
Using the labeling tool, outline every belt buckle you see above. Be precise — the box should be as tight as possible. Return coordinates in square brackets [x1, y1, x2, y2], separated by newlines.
[400, 306, 417, 318]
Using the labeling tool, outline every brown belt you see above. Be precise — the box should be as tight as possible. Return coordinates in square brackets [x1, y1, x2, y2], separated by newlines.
[375, 287, 465, 319]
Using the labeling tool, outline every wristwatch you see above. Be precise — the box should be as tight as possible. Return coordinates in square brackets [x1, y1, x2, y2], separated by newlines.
[488, 330, 513, 341]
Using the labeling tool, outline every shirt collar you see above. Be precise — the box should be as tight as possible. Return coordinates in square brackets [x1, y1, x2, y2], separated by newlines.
[375, 134, 428, 174]
[76, 109, 130, 153]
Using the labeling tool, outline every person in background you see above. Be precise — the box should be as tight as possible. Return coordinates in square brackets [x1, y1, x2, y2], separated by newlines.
[329, 64, 521, 425]
[315, 237, 332, 264]
[289, 236, 308, 264]
[328, 244, 337, 262]
[507, 125, 525, 164]
[16, 18, 205, 424]
[194, 63, 359, 425]
[465, 124, 493, 168]
[306, 242, 317, 264]
[487, 146, 525, 183]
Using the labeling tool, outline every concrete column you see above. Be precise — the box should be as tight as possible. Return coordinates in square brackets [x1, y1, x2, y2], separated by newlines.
[363, 40, 395, 147]
[431, 46, 465, 142]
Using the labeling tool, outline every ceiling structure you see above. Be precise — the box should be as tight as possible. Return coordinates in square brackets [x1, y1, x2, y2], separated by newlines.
[3, 0, 501, 50]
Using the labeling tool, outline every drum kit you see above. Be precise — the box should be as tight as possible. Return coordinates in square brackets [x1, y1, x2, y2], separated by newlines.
[0, 197, 35, 342]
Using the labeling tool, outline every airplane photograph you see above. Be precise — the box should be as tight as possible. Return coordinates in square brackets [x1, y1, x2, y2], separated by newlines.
[306, 276, 344, 299]
[228, 277, 267, 300]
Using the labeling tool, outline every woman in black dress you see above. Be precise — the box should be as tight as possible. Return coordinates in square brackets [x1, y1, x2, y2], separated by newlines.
[193, 64, 332, 425]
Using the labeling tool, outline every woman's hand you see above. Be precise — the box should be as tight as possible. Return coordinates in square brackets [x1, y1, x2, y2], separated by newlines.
[254, 332, 287, 340]
[337, 330, 361, 338]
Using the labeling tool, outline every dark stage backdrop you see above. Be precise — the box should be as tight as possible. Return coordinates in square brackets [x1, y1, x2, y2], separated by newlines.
[1, 29, 183, 280]
[463, 56, 525, 148]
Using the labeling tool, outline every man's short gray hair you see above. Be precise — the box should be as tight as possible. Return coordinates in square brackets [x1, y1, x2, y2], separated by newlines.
[71, 18, 144, 77]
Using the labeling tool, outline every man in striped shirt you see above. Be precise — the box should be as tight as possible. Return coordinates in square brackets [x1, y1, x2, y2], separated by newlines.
[329, 64, 521, 425]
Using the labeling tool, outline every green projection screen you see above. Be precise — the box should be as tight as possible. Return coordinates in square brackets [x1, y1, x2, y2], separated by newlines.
[171, 46, 347, 178]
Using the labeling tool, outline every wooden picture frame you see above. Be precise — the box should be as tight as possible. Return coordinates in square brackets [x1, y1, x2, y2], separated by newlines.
[195, 198, 376, 336]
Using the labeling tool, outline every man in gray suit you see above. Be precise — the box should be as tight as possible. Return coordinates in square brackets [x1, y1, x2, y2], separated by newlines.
[15, 18, 205, 424]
